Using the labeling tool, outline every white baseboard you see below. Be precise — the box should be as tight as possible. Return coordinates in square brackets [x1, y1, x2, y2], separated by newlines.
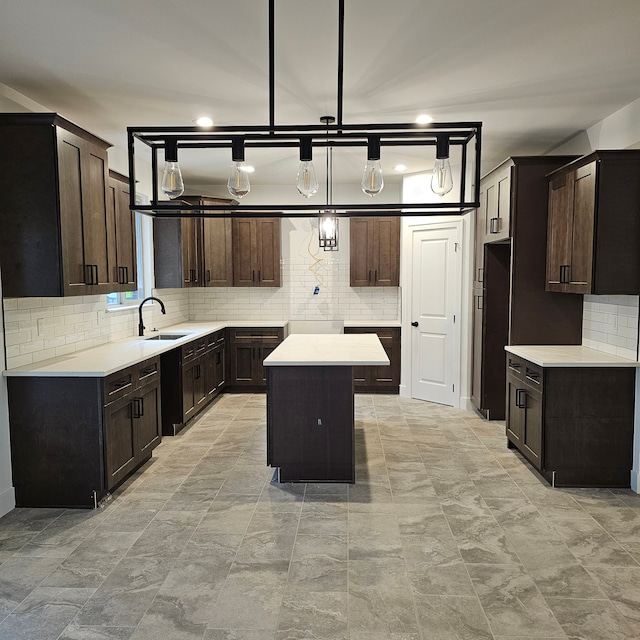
[0, 486, 15, 519]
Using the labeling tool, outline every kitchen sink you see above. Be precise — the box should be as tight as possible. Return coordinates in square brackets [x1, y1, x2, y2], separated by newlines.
[145, 333, 189, 340]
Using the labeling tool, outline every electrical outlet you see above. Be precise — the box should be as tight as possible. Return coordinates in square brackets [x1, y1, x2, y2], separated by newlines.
[313, 286, 320, 295]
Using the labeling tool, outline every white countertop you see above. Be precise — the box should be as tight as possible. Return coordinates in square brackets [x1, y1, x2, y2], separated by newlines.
[505, 345, 640, 368]
[263, 333, 389, 367]
[4, 320, 288, 378]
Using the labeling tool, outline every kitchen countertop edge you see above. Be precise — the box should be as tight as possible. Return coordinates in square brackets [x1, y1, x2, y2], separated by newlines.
[505, 344, 640, 368]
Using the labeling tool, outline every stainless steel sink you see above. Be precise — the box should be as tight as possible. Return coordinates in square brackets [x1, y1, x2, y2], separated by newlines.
[145, 333, 189, 340]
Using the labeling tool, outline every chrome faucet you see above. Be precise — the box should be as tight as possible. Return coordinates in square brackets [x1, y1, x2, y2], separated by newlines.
[138, 296, 166, 336]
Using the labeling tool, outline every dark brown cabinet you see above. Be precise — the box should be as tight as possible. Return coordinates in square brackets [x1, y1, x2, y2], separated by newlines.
[232, 218, 281, 287]
[350, 217, 400, 286]
[0, 113, 115, 297]
[505, 352, 635, 487]
[7, 356, 161, 508]
[107, 170, 138, 292]
[203, 214, 234, 286]
[343, 326, 400, 393]
[227, 326, 286, 391]
[471, 157, 583, 420]
[546, 151, 640, 294]
[159, 329, 227, 435]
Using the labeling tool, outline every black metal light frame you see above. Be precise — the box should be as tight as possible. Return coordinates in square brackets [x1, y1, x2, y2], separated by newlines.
[127, 0, 481, 218]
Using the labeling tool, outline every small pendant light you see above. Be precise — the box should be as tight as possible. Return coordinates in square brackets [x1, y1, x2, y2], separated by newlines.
[161, 137, 184, 199]
[431, 135, 454, 196]
[361, 135, 384, 197]
[296, 136, 319, 198]
[227, 137, 251, 198]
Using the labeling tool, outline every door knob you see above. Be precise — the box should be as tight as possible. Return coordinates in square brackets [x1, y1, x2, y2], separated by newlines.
[411, 321, 419, 327]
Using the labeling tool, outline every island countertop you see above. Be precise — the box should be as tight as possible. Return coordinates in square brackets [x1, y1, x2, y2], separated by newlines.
[263, 333, 389, 367]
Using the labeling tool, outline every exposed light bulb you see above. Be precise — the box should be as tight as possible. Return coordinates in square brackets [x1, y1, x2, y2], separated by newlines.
[319, 215, 338, 250]
[228, 137, 250, 198]
[361, 160, 384, 197]
[161, 161, 184, 199]
[227, 161, 251, 198]
[361, 136, 384, 197]
[296, 161, 319, 198]
[431, 135, 454, 196]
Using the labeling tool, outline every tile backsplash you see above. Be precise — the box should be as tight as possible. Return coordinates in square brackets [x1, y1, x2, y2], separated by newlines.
[582, 294, 639, 360]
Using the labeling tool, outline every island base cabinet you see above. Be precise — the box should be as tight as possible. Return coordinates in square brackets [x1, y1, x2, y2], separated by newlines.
[506, 356, 635, 487]
[267, 366, 355, 483]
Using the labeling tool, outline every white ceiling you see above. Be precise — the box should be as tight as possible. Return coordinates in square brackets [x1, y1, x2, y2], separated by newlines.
[2, 0, 640, 190]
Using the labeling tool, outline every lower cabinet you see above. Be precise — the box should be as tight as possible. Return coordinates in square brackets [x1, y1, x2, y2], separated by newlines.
[160, 329, 227, 435]
[227, 326, 285, 392]
[7, 356, 162, 508]
[505, 354, 635, 487]
[343, 326, 400, 393]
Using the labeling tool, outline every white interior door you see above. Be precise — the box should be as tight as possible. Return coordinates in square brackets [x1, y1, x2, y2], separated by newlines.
[410, 223, 461, 405]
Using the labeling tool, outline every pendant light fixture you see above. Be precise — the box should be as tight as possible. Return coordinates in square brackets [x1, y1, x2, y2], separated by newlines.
[227, 137, 251, 198]
[361, 135, 384, 197]
[160, 137, 184, 199]
[319, 115, 338, 250]
[296, 136, 319, 198]
[431, 134, 454, 196]
[128, 0, 482, 217]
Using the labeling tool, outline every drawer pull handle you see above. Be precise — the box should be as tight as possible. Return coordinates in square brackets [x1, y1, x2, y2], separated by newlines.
[515, 388, 527, 409]
[489, 217, 499, 234]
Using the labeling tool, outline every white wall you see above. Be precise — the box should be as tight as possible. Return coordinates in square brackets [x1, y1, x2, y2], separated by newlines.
[551, 101, 640, 492]
[0, 278, 15, 517]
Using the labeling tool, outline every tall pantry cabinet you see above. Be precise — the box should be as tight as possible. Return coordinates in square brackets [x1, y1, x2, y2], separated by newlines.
[471, 157, 583, 419]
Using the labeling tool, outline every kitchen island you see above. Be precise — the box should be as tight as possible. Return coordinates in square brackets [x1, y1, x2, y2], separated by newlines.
[264, 333, 389, 483]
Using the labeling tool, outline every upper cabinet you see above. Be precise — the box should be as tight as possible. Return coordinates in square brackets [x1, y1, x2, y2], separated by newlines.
[546, 150, 640, 295]
[0, 113, 115, 297]
[350, 217, 400, 286]
[153, 197, 237, 288]
[481, 161, 512, 242]
[232, 218, 281, 287]
[107, 171, 137, 292]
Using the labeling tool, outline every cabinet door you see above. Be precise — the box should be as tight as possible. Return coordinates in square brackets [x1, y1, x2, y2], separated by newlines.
[108, 175, 138, 292]
[181, 218, 201, 286]
[350, 217, 373, 286]
[546, 175, 573, 292]
[505, 378, 524, 446]
[182, 360, 198, 421]
[567, 162, 596, 293]
[374, 333, 399, 386]
[232, 218, 256, 286]
[470, 290, 484, 410]
[104, 396, 137, 489]
[134, 384, 162, 459]
[255, 218, 281, 286]
[229, 342, 255, 384]
[521, 387, 543, 469]
[257, 345, 278, 384]
[214, 343, 226, 391]
[371, 217, 400, 285]
[203, 216, 233, 286]
[473, 192, 486, 288]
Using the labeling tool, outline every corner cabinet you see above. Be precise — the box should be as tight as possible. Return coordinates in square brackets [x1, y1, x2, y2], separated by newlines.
[7, 356, 162, 508]
[546, 151, 640, 295]
[471, 157, 583, 420]
[159, 329, 227, 435]
[343, 326, 400, 393]
[0, 113, 116, 297]
[350, 217, 400, 286]
[505, 353, 635, 487]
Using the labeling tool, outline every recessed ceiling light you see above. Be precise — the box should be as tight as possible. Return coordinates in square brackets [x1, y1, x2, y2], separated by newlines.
[415, 114, 433, 124]
[194, 116, 214, 127]
[394, 164, 407, 172]
[241, 165, 255, 173]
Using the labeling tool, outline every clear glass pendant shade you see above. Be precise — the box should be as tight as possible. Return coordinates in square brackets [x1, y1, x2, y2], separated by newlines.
[296, 161, 319, 198]
[361, 160, 384, 197]
[431, 157, 453, 196]
[227, 162, 251, 198]
[161, 161, 184, 199]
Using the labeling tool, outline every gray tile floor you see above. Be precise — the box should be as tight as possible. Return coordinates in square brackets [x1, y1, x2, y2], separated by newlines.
[1, 393, 640, 639]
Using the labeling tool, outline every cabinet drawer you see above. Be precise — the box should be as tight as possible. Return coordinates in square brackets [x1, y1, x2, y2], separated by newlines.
[137, 357, 160, 387]
[507, 356, 524, 380]
[104, 368, 135, 404]
[229, 327, 284, 343]
[206, 329, 225, 350]
[524, 362, 543, 391]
